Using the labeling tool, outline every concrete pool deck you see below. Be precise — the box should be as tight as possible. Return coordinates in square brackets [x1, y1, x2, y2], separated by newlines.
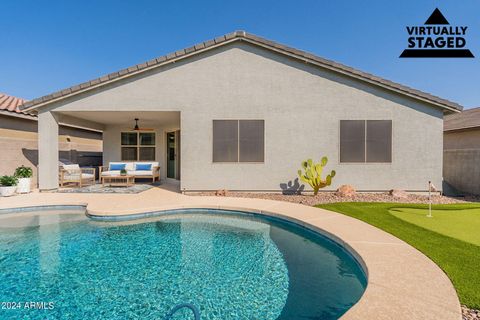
[0, 186, 461, 320]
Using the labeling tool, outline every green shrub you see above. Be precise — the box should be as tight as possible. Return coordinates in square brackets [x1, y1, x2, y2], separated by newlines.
[0, 175, 18, 186]
[15, 166, 33, 178]
[120, 169, 127, 175]
[298, 157, 336, 195]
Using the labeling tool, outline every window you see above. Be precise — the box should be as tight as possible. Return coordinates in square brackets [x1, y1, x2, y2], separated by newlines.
[366, 120, 392, 162]
[121, 132, 156, 161]
[213, 120, 264, 162]
[239, 120, 265, 162]
[340, 120, 365, 163]
[213, 120, 238, 162]
[340, 120, 391, 163]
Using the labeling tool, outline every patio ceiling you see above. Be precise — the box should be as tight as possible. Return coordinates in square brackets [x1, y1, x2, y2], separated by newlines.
[55, 111, 180, 131]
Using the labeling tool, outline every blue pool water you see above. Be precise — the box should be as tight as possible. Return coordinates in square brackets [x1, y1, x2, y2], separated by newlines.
[0, 209, 366, 319]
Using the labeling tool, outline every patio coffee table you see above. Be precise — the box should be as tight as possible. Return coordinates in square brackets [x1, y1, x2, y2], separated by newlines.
[102, 175, 135, 187]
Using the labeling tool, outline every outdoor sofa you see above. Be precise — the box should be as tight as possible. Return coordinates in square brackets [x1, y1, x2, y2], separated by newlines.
[99, 162, 160, 183]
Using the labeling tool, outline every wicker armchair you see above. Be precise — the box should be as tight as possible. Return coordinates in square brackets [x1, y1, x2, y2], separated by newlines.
[59, 165, 96, 187]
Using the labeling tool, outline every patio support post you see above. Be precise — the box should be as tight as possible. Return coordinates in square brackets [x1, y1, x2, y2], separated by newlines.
[38, 111, 59, 191]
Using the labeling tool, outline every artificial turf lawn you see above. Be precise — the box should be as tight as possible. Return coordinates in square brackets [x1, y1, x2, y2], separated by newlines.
[390, 207, 480, 246]
[316, 202, 480, 309]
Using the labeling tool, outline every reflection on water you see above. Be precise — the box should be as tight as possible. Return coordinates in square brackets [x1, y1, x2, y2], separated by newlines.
[0, 211, 87, 228]
[0, 211, 87, 278]
[268, 218, 366, 319]
[39, 214, 60, 276]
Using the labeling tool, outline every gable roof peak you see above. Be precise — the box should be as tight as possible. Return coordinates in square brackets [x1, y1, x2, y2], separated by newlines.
[234, 30, 247, 37]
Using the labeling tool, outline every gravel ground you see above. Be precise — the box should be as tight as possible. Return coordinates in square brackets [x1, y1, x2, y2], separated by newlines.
[463, 305, 480, 320]
[194, 191, 478, 206]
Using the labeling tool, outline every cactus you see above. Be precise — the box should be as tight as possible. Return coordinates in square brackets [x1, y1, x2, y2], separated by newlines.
[297, 157, 336, 195]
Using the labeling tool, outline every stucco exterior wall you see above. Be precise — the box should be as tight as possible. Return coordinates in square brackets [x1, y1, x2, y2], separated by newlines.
[41, 42, 444, 191]
[444, 129, 480, 150]
[0, 114, 102, 188]
[443, 128, 480, 195]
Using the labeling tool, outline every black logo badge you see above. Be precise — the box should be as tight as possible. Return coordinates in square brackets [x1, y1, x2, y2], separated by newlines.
[400, 8, 474, 58]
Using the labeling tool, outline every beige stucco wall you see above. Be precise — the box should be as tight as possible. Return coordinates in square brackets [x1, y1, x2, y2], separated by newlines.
[0, 114, 102, 188]
[443, 128, 480, 195]
[444, 129, 480, 150]
[38, 41, 444, 191]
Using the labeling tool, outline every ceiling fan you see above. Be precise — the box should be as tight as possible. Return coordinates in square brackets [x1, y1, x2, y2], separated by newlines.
[131, 118, 154, 131]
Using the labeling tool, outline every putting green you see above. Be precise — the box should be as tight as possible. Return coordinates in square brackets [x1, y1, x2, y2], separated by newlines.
[389, 207, 480, 246]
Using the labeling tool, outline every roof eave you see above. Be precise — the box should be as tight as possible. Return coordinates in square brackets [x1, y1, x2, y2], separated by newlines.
[20, 36, 242, 114]
[0, 109, 37, 119]
[444, 125, 480, 132]
[19, 31, 463, 114]
[241, 38, 462, 113]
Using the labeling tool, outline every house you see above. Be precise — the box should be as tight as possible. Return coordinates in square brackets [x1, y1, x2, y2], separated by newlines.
[444, 107, 480, 195]
[0, 92, 103, 186]
[18, 31, 462, 192]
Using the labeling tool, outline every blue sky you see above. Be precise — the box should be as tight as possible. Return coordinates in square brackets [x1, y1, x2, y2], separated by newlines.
[1, 0, 479, 108]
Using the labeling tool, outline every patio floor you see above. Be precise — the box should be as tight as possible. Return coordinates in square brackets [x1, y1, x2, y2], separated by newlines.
[0, 185, 461, 320]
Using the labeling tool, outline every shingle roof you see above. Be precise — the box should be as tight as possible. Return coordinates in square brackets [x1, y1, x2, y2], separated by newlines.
[0, 93, 27, 114]
[19, 30, 463, 113]
[444, 107, 480, 131]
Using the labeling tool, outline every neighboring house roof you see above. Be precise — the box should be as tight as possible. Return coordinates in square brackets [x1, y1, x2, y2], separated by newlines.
[0, 92, 103, 132]
[444, 107, 480, 132]
[19, 30, 463, 113]
[0, 92, 27, 114]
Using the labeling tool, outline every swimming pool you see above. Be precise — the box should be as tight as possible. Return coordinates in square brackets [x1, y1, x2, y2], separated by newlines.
[0, 209, 366, 319]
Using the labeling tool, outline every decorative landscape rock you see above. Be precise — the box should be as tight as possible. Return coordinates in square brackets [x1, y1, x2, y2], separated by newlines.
[215, 189, 228, 196]
[462, 305, 480, 320]
[389, 189, 408, 198]
[335, 185, 356, 197]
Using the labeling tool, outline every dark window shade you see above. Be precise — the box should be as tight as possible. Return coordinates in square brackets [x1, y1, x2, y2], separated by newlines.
[139, 147, 156, 161]
[340, 120, 366, 163]
[121, 147, 137, 161]
[139, 132, 155, 145]
[121, 132, 137, 145]
[213, 120, 238, 162]
[366, 120, 392, 162]
[239, 120, 264, 162]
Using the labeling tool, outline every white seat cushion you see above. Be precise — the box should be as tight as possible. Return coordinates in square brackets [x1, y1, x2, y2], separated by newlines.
[63, 164, 80, 174]
[129, 170, 153, 176]
[101, 170, 121, 176]
[64, 173, 94, 180]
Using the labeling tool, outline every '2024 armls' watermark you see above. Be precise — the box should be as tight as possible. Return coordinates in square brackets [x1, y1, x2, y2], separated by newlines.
[2, 301, 55, 310]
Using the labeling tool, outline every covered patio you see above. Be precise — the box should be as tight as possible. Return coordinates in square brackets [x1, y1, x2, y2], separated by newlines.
[38, 110, 181, 190]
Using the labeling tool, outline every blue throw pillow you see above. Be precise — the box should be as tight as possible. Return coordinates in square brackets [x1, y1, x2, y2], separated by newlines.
[110, 163, 126, 171]
[136, 163, 152, 171]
